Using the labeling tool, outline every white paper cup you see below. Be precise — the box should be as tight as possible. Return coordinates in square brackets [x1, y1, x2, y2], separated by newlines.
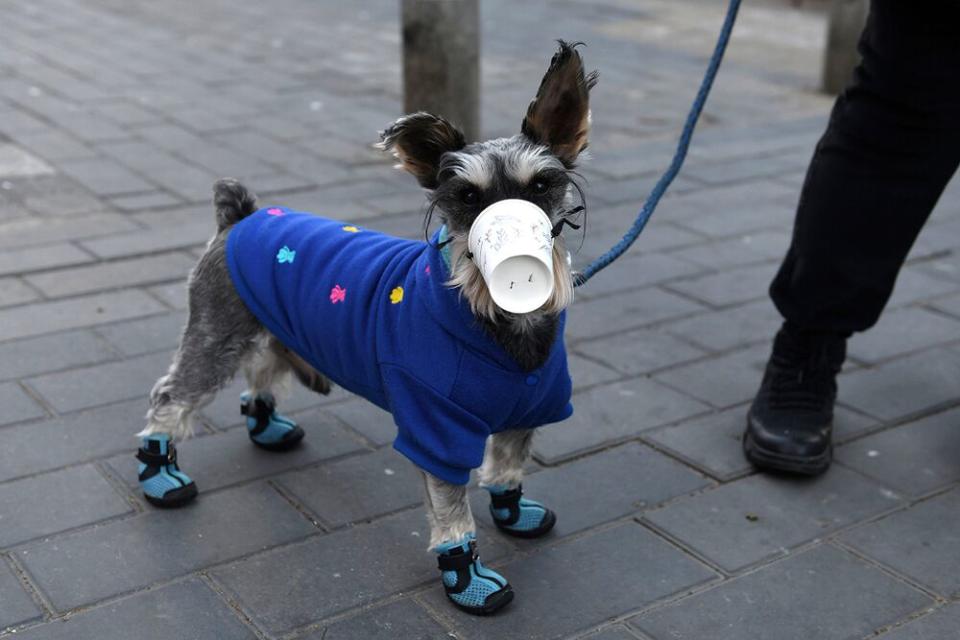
[467, 199, 554, 314]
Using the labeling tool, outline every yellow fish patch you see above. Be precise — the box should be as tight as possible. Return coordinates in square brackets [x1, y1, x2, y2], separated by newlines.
[389, 286, 404, 304]
[342, 225, 360, 233]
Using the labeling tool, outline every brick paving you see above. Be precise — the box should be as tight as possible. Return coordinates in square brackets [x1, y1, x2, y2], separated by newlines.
[1, 0, 959, 638]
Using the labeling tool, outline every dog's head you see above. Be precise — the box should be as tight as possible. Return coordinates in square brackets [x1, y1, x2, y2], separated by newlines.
[377, 41, 597, 321]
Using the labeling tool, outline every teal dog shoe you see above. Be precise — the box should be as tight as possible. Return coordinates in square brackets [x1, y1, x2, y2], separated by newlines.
[487, 485, 557, 538]
[137, 435, 198, 508]
[241, 392, 304, 451]
[436, 535, 513, 615]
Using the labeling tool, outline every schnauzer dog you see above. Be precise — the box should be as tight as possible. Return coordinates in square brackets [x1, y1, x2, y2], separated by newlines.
[135, 41, 596, 615]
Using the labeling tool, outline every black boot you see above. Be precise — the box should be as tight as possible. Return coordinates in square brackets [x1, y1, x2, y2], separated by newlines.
[744, 323, 846, 475]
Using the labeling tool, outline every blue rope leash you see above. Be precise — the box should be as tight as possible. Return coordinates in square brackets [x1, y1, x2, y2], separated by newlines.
[574, 0, 742, 287]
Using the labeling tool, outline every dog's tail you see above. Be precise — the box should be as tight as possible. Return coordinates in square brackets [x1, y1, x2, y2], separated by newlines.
[213, 178, 258, 231]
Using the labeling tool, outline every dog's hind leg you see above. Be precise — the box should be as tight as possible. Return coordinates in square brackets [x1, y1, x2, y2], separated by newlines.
[422, 471, 514, 615]
[239, 337, 308, 451]
[137, 235, 263, 507]
[478, 429, 557, 538]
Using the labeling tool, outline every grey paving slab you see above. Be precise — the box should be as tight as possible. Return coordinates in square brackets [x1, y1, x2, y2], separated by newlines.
[0, 213, 138, 251]
[566, 286, 705, 342]
[26, 350, 173, 413]
[581, 628, 641, 640]
[574, 218, 704, 262]
[423, 522, 717, 640]
[652, 345, 769, 409]
[212, 508, 510, 636]
[107, 413, 366, 494]
[476, 442, 710, 538]
[837, 407, 960, 497]
[567, 353, 624, 388]
[664, 298, 782, 352]
[94, 311, 185, 356]
[324, 398, 396, 446]
[574, 327, 706, 376]
[573, 252, 707, 301]
[0, 399, 149, 484]
[874, 603, 960, 640]
[146, 281, 188, 310]
[643, 466, 903, 572]
[0, 465, 131, 549]
[0, 276, 40, 307]
[17, 483, 315, 611]
[886, 267, 960, 309]
[841, 488, 960, 598]
[22, 190, 105, 218]
[848, 306, 960, 364]
[25, 252, 194, 298]
[9, 578, 257, 640]
[667, 230, 789, 270]
[0, 381, 46, 426]
[276, 446, 422, 527]
[665, 262, 779, 309]
[532, 378, 711, 464]
[645, 404, 877, 480]
[57, 158, 155, 197]
[630, 545, 932, 640]
[839, 347, 960, 421]
[0, 242, 94, 277]
[0, 290, 166, 342]
[0, 560, 42, 630]
[303, 599, 450, 640]
[79, 214, 212, 259]
[108, 191, 183, 211]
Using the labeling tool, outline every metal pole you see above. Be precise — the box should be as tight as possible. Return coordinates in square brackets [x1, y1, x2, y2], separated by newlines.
[821, 0, 868, 94]
[401, 0, 480, 141]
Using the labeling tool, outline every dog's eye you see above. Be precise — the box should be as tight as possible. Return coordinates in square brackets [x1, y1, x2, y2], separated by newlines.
[530, 180, 549, 195]
[460, 188, 480, 205]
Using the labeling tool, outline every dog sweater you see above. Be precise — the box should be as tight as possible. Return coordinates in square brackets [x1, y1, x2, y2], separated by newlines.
[226, 207, 573, 484]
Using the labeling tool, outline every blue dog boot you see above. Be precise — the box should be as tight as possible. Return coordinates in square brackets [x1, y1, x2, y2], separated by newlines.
[137, 435, 197, 508]
[435, 535, 513, 615]
[488, 485, 557, 538]
[241, 392, 304, 451]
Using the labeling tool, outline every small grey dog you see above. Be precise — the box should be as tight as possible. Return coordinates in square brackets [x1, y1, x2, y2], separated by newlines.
[135, 41, 596, 615]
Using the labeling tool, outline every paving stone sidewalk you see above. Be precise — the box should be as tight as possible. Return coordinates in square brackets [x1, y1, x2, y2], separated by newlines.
[2, 0, 960, 638]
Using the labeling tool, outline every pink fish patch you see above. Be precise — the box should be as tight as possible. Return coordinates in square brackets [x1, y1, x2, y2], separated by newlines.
[266, 208, 284, 216]
[329, 284, 346, 304]
[425, 264, 431, 275]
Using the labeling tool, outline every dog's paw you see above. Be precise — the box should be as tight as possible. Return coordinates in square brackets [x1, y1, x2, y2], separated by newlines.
[137, 435, 198, 508]
[241, 392, 305, 451]
[487, 485, 557, 538]
[436, 535, 514, 615]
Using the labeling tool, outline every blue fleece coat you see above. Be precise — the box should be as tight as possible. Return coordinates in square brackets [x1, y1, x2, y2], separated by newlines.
[225, 207, 573, 484]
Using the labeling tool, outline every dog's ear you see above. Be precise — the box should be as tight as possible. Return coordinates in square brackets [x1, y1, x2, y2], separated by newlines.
[521, 41, 598, 167]
[377, 112, 466, 189]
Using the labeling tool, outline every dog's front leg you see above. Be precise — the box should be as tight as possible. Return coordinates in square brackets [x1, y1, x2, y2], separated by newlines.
[421, 471, 514, 615]
[478, 429, 557, 538]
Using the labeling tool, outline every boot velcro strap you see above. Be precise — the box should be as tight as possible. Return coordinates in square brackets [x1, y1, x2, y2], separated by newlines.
[241, 395, 275, 435]
[437, 543, 478, 572]
[489, 486, 523, 510]
[136, 447, 176, 467]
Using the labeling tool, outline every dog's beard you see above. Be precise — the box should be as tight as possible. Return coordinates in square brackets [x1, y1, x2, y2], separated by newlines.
[445, 233, 574, 323]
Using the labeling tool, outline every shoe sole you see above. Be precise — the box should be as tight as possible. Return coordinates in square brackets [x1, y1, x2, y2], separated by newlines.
[250, 425, 305, 452]
[144, 482, 198, 508]
[452, 585, 515, 616]
[743, 430, 832, 476]
[493, 509, 557, 539]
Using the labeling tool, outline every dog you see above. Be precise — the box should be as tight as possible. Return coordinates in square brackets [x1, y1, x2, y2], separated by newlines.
[135, 41, 597, 615]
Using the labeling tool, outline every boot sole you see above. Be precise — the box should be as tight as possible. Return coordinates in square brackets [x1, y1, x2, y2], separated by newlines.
[493, 509, 557, 539]
[743, 431, 832, 476]
[144, 482, 198, 508]
[452, 585, 514, 616]
[250, 425, 305, 452]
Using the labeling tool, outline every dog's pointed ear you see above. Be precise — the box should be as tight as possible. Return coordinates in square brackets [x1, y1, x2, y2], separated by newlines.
[376, 112, 466, 189]
[521, 41, 598, 167]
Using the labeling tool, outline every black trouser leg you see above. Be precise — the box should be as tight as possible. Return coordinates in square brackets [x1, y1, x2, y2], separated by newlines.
[770, 0, 960, 335]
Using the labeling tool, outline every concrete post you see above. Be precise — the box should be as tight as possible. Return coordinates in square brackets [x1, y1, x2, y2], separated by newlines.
[821, 0, 869, 94]
[401, 0, 480, 141]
